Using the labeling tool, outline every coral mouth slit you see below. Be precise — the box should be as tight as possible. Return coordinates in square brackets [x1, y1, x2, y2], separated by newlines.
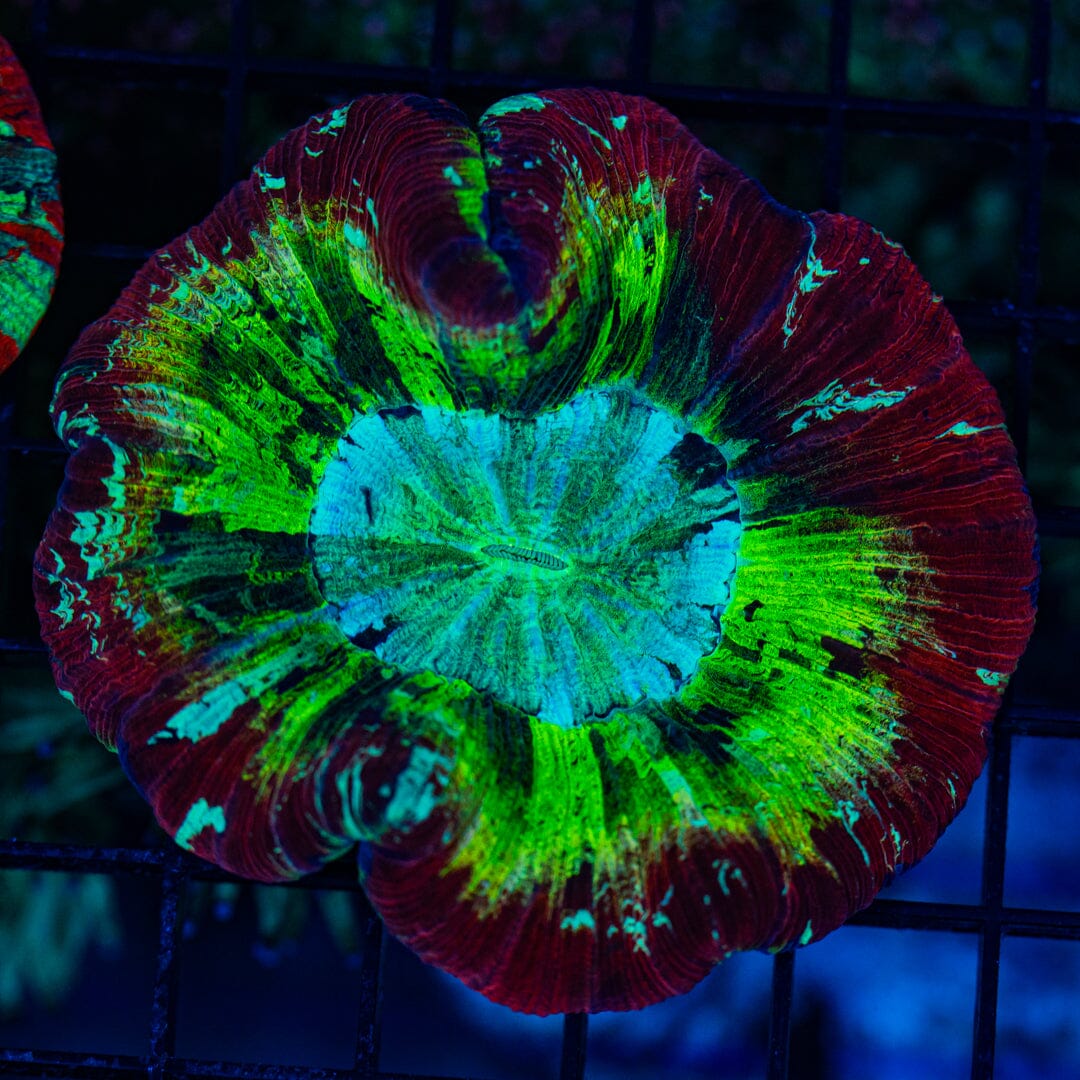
[309, 386, 741, 728]
[481, 543, 569, 571]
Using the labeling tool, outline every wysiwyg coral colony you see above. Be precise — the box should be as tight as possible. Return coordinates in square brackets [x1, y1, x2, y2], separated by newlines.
[0, 35, 63, 374]
[35, 89, 1037, 1014]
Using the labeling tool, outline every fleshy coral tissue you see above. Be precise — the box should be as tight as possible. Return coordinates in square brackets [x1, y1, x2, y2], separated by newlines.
[0, 34, 63, 375]
[35, 89, 1037, 1014]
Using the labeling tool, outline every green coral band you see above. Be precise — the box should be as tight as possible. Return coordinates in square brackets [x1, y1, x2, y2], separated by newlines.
[437, 506, 926, 910]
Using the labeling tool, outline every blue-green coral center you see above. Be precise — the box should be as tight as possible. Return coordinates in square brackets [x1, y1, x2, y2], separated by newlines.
[309, 388, 741, 727]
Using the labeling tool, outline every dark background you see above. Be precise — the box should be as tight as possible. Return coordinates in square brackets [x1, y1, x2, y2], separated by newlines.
[1, 2, 1079, 1078]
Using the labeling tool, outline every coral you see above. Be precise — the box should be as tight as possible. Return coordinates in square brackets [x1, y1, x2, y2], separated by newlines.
[35, 90, 1037, 1013]
[0, 34, 62, 374]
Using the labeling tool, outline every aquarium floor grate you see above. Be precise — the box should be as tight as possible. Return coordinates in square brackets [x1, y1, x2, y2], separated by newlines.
[2, 1, 1078, 1078]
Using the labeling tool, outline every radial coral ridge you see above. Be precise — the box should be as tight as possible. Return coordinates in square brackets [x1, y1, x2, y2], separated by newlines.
[0, 35, 62, 374]
[35, 90, 1037, 1013]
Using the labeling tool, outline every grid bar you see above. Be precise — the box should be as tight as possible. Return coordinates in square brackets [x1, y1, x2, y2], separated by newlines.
[0, 1047, 492, 1080]
[148, 867, 184, 1079]
[428, 0, 457, 97]
[559, 1015, 588, 1080]
[626, 0, 655, 90]
[1001, 703, 1080, 736]
[353, 909, 385, 1076]
[821, 0, 852, 210]
[971, 724, 1013, 1079]
[30, 0, 50, 42]
[766, 952, 795, 1080]
[20, 44, 1080, 143]
[220, 0, 252, 192]
[850, 900, 1080, 940]
[5, 835, 1080, 935]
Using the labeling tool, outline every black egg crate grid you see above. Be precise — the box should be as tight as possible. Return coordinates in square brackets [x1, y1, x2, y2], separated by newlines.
[1, 0, 1079, 1077]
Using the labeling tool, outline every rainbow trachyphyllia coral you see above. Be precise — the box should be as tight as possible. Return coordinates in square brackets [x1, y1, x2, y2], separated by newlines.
[35, 90, 1037, 1014]
[0, 34, 63, 374]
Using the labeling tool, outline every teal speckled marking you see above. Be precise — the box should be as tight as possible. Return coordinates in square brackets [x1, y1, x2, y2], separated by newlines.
[176, 798, 226, 850]
[442, 165, 464, 187]
[782, 222, 838, 347]
[567, 114, 612, 150]
[873, 227, 904, 250]
[343, 221, 368, 250]
[365, 196, 379, 234]
[714, 859, 745, 897]
[336, 752, 378, 838]
[148, 648, 299, 744]
[313, 104, 350, 135]
[800, 921, 814, 945]
[483, 93, 547, 118]
[835, 799, 870, 867]
[385, 745, 449, 829]
[255, 167, 286, 191]
[148, 680, 250, 745]
[48, 572, 87, 631]
[859, 256, 871, 265]
[890, 825, 904, 859]
[632, 177, 653, 205]
[44, 548, 74, 628]
[560, 909, 596, 932]
[976, 667, 1005, 687]
[788, 378, 914, 435]
[622, 915, 650, 954]
[611, 114, 628, 130]
[936, 421, 1001, 439]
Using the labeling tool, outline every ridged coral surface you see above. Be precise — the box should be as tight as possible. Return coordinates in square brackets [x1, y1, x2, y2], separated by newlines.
[35, 90, 1037, 1013]
[0, 35, 62, 374]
